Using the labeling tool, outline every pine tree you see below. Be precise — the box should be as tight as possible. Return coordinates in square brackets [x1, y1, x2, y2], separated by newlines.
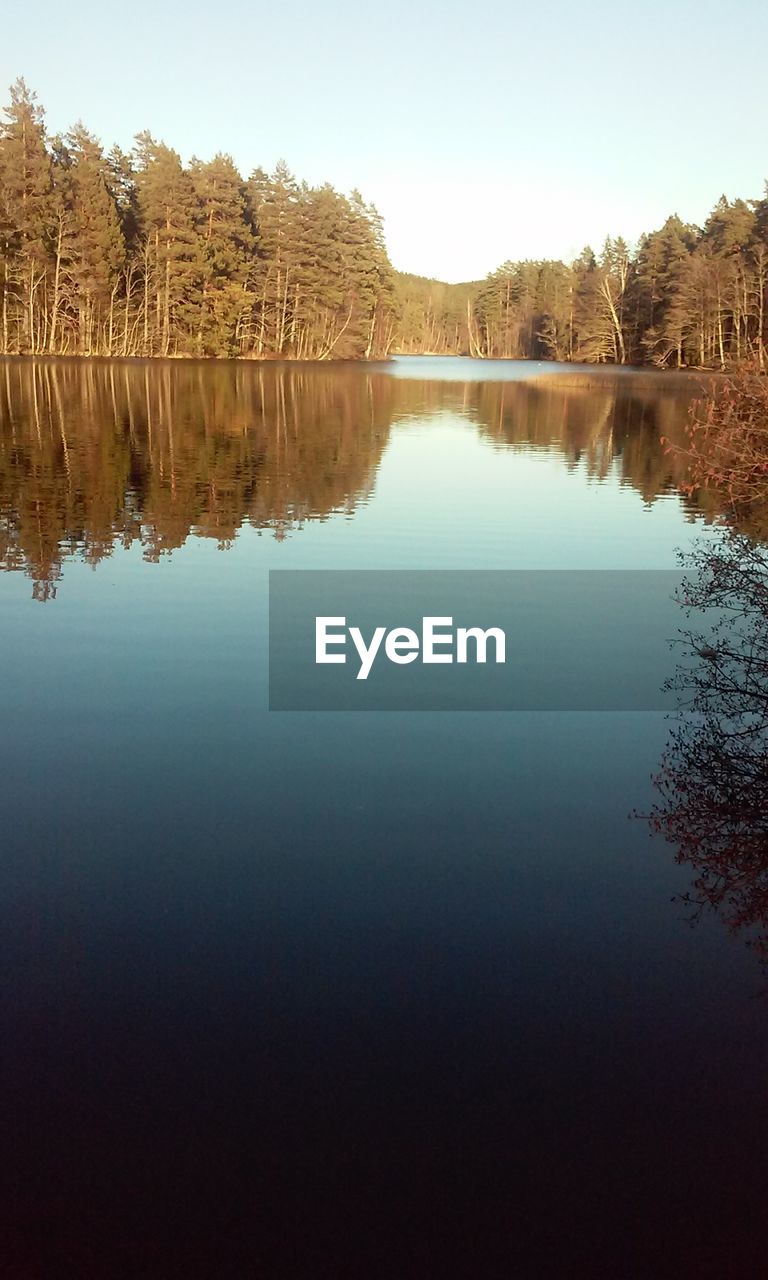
[633, 216, 698, 366]
[133, 133, 200, 355]
[189, 153, 253, 355]
[536, 261, 574, 361]
[0, 79, 55, 352]
[55, 124, 126, 353]
[249, 161, 300, 355]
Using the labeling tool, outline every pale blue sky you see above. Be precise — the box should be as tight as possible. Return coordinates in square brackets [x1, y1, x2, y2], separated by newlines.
[3, 0, 767, 281]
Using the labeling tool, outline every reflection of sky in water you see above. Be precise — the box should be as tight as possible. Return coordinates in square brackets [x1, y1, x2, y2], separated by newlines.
[381, 353, 706, 384]
[347, 417, 703, 570]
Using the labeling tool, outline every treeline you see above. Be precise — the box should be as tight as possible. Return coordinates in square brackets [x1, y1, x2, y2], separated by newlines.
[3, 78, 768, 368]
[393, 275, 479, 355]
[0, 80, 397, 359]
[399, 208, 768, 369]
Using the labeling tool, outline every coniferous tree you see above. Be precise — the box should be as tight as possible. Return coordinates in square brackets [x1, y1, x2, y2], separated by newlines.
[134, 133, 199, 355]
[55, 124, 125, 353]
[633, 216, 698, 366]
[250, 160, 299, 355]
[190, 153, 253, 355]
[0, 79, 54, 352]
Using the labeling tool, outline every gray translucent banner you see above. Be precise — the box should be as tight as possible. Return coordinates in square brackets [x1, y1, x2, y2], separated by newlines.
[269, 571, 688, 711]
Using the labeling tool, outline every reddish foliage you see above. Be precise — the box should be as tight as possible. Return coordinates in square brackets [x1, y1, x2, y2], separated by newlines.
[666, 370, 768, 534]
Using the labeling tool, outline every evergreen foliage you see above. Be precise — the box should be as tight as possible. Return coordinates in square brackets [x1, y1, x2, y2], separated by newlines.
[2, 78, 768, 367]
[0, 81, 397, 358]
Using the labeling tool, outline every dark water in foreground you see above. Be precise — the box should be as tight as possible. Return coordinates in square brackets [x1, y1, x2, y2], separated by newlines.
[1, 357, 766, 1278]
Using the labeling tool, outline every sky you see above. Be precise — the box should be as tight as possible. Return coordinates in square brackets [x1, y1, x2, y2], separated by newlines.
[2, 0, 767, 282]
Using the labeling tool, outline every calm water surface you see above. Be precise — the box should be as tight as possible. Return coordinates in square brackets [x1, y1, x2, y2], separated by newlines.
[1, 357, 766, 1278]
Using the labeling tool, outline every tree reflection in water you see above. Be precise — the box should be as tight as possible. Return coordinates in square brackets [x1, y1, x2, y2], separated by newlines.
[0, 359, 699, 598]
[651, 530, 768, 965]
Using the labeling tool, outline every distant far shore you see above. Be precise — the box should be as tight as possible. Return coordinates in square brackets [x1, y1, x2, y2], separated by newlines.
[0, 351, 732, 379]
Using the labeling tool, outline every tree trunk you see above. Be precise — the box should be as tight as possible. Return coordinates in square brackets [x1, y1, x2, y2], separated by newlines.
[49, 217, 64, 353]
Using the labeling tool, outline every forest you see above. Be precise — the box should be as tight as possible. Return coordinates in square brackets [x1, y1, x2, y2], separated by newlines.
[1, 78, 767, 367]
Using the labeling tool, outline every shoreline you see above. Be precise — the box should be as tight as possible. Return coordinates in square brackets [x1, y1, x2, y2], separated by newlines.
[0, 351, 732, 380]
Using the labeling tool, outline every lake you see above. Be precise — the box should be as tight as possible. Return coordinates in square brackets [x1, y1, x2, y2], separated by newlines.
[1, 356, 766, 1278]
